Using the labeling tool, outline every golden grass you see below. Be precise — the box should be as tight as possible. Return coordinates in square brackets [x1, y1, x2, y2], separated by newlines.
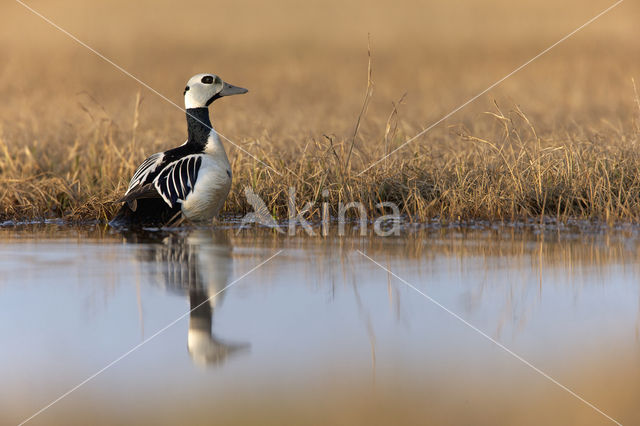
[1, 0, 639, 223]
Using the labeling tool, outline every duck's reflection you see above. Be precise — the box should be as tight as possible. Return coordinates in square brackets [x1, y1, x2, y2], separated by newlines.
[126, 229, 249, 367]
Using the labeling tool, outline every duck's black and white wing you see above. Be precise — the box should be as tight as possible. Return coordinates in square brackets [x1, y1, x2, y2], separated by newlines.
[153, 154, 203, 208]
[125, 152, 165, 194]
[118, 152, 166, 210]
[119, 152, 203, 211]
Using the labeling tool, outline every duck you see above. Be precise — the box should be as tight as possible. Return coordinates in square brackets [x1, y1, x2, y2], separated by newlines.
[110, 73, 247, 227]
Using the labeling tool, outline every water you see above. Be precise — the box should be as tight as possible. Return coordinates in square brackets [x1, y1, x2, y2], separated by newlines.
[1, 223, 639, 425]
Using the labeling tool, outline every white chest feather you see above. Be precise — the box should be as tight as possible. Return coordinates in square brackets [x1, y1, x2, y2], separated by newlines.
[181, 155, 232, 221]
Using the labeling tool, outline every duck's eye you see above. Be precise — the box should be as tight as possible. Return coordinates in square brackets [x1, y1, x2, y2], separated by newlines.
[183, 86, 190, 95]
[201, 76, 214, 84]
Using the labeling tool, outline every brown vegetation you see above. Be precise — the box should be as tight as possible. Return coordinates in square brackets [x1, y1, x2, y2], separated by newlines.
[0, 0, 639, 223]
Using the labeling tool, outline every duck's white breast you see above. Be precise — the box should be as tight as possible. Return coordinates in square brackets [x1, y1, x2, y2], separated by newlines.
[181, 155, 232, 222]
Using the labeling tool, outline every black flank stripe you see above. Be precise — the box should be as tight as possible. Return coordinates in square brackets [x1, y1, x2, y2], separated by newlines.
[185, 157, 193, 189]
[187, 158, 194, 189]
[190, 157, 197, 188]
[162, 170, 177, 205]
[168, 168, 179, 203]
[180, 159, 190, 194]
[193, 157, 202, 186]
[157, 173, 167, 204]
[173, 164, 184, 200]
[191, 157, 197, 188]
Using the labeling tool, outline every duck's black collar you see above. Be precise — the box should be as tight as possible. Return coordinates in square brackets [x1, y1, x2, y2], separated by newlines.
[186, 107, 212, 149]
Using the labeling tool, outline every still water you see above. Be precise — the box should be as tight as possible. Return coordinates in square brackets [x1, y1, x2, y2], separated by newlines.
[0, 223, 639, 425]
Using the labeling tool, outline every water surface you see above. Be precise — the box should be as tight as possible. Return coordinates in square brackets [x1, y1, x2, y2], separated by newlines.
[1, 224, 639, 425]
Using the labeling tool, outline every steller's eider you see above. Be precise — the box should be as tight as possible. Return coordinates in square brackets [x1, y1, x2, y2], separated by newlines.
[110, 73, 247, 227]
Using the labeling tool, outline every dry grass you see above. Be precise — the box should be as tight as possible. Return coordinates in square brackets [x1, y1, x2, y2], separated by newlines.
[1, 0, 639, 223]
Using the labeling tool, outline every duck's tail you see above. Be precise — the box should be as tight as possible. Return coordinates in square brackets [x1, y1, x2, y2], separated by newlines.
[109, 199, 181, 228]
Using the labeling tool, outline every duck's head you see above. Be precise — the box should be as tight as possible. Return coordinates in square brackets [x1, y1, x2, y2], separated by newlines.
[183, 73, 248, 109]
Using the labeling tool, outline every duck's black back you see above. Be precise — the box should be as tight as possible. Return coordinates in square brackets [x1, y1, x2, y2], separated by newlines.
[110, 198, 181, 227]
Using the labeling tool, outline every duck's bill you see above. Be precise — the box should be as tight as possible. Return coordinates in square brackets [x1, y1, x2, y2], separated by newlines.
[220, 82, 248, 96]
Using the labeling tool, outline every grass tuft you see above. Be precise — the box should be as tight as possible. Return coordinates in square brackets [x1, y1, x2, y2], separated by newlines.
[2, 0, 639, 224]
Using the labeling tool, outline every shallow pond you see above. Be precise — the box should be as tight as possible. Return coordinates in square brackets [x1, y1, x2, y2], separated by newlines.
[1, 223, 639, 425]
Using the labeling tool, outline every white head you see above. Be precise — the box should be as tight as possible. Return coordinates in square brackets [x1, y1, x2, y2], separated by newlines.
[183, 73, 248, 109]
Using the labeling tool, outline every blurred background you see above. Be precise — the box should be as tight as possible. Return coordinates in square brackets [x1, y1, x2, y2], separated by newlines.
[1, 0, 637, 142]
